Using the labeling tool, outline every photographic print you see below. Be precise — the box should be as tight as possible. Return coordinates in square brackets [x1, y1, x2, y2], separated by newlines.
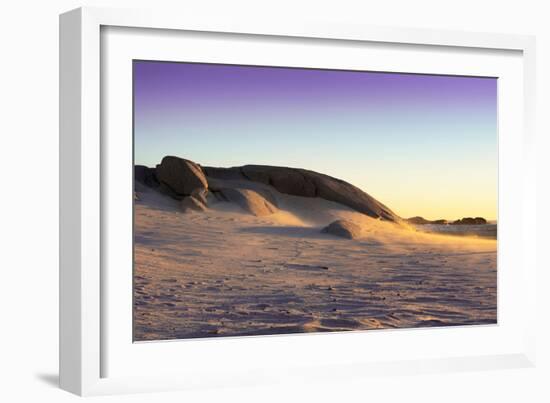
[133, 61, 497, 341]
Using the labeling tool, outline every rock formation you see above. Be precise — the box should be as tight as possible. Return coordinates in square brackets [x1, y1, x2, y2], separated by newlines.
[432, 219, 449, 225]
[155, 156, 208, 198]
[406, 216, 449, 225]
[134, 165, 159, 189]
[135, 157, 402, 222]
[321, 220, 362, 239]
[451, 217, 487, 225]
[217, 187, 278, 216]
[204, 165, 400, 222]
[406, 216, 432, 225]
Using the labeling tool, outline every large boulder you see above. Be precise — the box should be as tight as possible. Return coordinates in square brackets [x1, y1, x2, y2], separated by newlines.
[321, 220, 362, 239]
[218, 187, 277, 216]
[156, 156, 208, 198]
[204, 165, 399, 222]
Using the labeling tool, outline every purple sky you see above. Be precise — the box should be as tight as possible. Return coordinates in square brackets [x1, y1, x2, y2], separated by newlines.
[133, 61, 497, 219]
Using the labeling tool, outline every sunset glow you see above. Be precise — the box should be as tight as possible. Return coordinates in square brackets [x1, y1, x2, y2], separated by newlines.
[134, 61, 497, 221]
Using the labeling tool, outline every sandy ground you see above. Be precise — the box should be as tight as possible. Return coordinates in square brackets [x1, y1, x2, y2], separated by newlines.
[134, 188, 497, 341]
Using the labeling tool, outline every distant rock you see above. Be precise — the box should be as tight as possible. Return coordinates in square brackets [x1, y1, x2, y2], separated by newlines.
[451, 217, 487, 225]
[408, 215, 488, 226]
[407, 216, 449, 225]
[321, 220, 362, 239]
[156, 156, 208, 198]
[432, 219, 449, 225]
[204, 165, 399, 222]
[181, 196, 207, 213]
[218, 187, 277, 216]
[407, 216, 432, 225]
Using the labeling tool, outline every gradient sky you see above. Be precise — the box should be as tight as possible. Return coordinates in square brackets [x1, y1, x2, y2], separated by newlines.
[134, 61, 497, 221]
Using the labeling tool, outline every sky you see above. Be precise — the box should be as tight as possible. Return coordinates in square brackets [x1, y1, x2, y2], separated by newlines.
[133, 61, 497, 221]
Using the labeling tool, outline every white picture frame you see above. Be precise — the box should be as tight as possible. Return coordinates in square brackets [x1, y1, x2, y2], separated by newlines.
[59, 6, 537, 396]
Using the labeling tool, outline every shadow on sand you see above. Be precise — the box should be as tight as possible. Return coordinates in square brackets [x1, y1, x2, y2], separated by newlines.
[238, 225, 335, 240]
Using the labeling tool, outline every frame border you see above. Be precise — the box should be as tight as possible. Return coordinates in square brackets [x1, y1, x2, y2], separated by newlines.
[59, 6, 537, 396]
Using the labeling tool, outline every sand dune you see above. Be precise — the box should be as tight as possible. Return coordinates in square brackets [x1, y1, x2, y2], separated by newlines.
[133, 180, 497, 341]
